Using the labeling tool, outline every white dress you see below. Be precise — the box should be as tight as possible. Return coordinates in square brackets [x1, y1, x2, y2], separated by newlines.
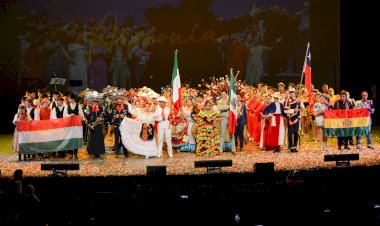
[119, 112, 158, 158]
[182, 107, 195, 145]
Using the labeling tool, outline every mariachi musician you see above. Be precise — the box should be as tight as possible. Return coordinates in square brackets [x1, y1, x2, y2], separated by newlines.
[85, 95, 106, 159]
[111, 92, 132, 158]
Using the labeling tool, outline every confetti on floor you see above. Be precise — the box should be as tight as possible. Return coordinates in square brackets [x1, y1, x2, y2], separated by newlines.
[1, 134, 379, 177]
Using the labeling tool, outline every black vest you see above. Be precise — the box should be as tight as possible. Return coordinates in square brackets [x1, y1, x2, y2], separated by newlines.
[51, 101, 57, 109]
[68, 103, 79, 115]
[29, 108, 35, 120]
[55, 106, 65, 118]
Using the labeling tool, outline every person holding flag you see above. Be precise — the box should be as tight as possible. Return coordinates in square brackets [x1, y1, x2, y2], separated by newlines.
[217, 68, 237, 154]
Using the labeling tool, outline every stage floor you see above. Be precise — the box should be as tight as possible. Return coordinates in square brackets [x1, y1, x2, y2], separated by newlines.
[1, 131, 379, 177]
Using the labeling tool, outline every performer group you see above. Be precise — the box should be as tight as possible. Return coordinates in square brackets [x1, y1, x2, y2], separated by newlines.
[12, 79, 375, 161]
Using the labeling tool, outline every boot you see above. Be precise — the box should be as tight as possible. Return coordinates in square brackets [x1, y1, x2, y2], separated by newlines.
[73, 150, 78, 159]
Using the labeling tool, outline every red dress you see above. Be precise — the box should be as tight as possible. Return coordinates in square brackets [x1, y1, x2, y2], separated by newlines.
[39, 107, 51, 120]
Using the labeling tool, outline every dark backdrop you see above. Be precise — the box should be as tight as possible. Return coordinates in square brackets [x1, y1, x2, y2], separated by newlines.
[0, 0, 376, 133]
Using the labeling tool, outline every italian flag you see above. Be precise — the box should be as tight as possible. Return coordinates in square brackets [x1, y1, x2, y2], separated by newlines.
[171, 50, 182, 117]
[228, 68, 238, 134]
[17, 116, 83, 154]
[324, 109, 371, 137]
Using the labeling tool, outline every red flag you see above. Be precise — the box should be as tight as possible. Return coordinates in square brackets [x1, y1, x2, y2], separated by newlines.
[303, 43, 312, 100]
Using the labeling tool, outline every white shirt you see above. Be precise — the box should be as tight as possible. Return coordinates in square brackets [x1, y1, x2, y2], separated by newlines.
[275, 102, 281, 114]
[155, 106, 171, 129]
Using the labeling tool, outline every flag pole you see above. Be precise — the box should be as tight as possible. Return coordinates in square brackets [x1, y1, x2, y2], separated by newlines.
[298, 42, 309, 148]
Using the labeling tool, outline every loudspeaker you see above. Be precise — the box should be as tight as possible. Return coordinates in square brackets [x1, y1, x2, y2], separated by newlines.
[324, 154, 359, 162]
[254, 162, 274, 175]
[194, 160, 233, 168]
[324, 154, 359, 167]
[194, 160, 232, 174]
[41, 163, 80, 171]
[147, 166, 166, 176]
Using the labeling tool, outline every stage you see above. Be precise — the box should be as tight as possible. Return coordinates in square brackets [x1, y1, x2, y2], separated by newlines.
[0, 132, 379, 178]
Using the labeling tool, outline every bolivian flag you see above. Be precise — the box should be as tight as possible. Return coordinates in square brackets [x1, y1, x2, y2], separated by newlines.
[17, 116, 83, 154]
[324, 109, 371, 137]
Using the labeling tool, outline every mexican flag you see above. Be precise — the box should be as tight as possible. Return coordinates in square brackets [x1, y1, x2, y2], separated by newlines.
[171, 50, 182, 117]
[324, 109, 371, 137]
[228, 69, 238, 134]
[17, 116, 83, 154]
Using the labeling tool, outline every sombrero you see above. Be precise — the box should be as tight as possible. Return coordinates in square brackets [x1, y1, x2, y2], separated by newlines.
[78, 88, 96, 98]
[85, 92, 104, 104]
[108, 90, 128, 101]
[102, 85, 118, 93]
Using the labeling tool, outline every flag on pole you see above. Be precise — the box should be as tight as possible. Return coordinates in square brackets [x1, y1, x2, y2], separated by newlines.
[228, 68, 238, 134]
[303, 43, 312, 100]
[171, 50, 182, 117]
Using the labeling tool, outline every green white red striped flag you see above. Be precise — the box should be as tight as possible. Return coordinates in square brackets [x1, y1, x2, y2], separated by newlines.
[17, 116, 83, 154]
[171, 50, 182, 117]
[228, 68, 238, 134]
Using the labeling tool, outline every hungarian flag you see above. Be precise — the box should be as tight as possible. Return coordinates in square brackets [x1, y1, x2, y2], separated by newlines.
[303, 43, 312, 99]
[17, 116, 83, 154]
[324, 109, 371, 137]
[171, 50, 182, 117]
[228, 68, 238, 134]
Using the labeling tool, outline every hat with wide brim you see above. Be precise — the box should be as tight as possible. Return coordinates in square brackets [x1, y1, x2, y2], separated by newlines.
[102, 85, 118, 93]
[85, 93, 104, 104]
[108, 91, 128, 101]
[78, 88, 96, 98]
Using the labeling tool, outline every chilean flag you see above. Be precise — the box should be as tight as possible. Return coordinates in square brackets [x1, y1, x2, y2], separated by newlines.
[303, 43, 312, 100]
[171, 50, 182, 117]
